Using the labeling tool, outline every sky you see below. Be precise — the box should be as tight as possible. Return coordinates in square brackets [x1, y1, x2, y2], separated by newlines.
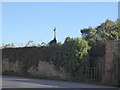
[2, 2, 118, 46]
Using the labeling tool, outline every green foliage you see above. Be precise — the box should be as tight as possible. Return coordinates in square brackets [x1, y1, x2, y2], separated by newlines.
[51, 37, 91, 76]
[80, 19, 119, 58]
[115, 20, 120, 39]
[3, 37, 90, 78]
[56, 41, 62, 46]
[81, 19, 120, 43]
[81, 27, 98, 42]
[89, 41, 105, 57]
[96, 19, 119, 41]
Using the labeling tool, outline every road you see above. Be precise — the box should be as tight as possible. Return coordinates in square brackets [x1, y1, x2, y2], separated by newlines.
[1, 76, 118, 88]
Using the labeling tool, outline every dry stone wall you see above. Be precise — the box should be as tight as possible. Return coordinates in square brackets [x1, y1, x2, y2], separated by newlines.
[2, 40, 120, 86]
[2, 47, 70, 80]
[102, 40, 119, 86]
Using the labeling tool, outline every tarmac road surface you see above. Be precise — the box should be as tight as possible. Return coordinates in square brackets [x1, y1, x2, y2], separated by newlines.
[1, 76, 118, 89]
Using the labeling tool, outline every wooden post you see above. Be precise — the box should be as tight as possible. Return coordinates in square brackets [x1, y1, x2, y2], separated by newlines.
[96, 66, 97, 80]
[88, 67, 89, 79]
[91, 69, 92, 79]
[94, 67, 95, 80]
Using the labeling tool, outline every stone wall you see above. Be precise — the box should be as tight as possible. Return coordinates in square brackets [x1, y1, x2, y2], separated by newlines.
[2, 40, 120, 86]
[102, 40, 119, 86]
[2, 47, 70, 80]
[27, 60, 68, 79]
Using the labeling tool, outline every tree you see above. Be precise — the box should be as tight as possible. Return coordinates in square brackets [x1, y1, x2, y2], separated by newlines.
[80, 19, 120, 43]
[61, 37, 91, 75]
[80, 19, 120, 65]
[50, 37, 91, 76]
[115, 19, 120, 39]
[81, 27, 98, 43]
[96, 19, 119, 41]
